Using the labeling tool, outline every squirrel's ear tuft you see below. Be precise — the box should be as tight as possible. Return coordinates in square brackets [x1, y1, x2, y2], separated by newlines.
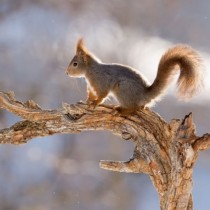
[76, 38, 87, 55]
[76, 38, 90, 64]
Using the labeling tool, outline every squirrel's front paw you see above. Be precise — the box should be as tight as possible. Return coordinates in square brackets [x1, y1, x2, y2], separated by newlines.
[86, 100, 98, 108]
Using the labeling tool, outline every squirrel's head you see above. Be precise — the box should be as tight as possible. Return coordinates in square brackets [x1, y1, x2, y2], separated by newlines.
[66, 38, 97, 77]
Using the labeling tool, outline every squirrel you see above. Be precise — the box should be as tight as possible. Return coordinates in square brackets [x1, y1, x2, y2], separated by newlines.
[66, 38, 204, 115]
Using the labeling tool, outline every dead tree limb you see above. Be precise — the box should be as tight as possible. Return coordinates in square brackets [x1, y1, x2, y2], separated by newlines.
[0, 91, 209, 210]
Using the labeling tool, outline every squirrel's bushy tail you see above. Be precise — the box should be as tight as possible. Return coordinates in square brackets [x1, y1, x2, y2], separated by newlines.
[148, 45, 204, 100]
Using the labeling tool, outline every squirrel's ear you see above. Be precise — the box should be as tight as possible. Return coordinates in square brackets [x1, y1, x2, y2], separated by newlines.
[76, 38, 89, 63]
[76, 38, 87, 55]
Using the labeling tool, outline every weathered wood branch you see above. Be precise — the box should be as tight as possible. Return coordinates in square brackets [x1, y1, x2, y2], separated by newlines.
[193, 133, 210, 152]
[0, 91, 208, 210]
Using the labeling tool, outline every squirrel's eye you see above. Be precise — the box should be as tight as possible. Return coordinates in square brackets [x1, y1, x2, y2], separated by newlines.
[73, 62, 78, 67]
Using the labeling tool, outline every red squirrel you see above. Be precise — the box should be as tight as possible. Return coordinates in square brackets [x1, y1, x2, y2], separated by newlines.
[66, 39, 203, 115]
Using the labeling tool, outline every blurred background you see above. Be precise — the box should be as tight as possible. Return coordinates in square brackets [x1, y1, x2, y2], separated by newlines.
[0, 0, 210, 209]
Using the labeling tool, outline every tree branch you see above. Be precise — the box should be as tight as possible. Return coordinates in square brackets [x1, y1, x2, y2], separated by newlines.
[0, 90, 209, 210]
[100, 158, 150, 173]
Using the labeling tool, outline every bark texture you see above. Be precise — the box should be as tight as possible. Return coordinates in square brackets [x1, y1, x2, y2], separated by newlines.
[0, 91, 209, 210]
